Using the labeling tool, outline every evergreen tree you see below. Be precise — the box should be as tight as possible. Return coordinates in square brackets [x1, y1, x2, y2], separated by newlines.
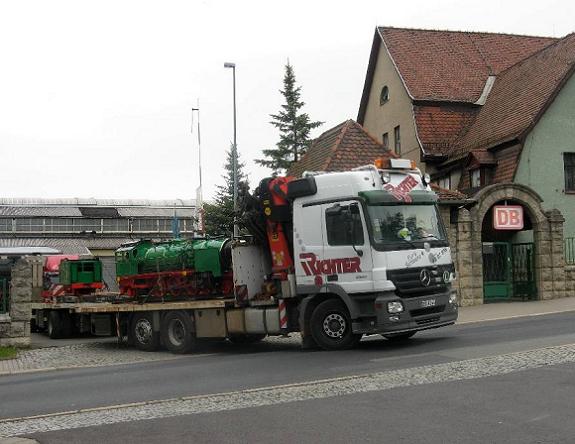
[256, 62, 323, 173]
[203, 145, 247, 236]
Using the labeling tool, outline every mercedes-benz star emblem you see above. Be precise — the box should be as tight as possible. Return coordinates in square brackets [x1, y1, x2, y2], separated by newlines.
[420, 268, 431, 287]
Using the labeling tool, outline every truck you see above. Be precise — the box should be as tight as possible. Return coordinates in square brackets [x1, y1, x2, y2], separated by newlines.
[31, 158, 458, 352]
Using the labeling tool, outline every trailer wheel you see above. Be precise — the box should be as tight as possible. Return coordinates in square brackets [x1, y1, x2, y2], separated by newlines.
[47, 311, 72, 339]
[310, 299, 361, 351]
[383, 332, 416, 342]
[161, 311, 196, 354]
[130, 313, 160, 352]
[228, 334, 266, 345]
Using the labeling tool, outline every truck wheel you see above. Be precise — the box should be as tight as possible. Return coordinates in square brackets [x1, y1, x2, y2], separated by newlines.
[47, 311, 62, 339]
[161, 311, 196, 354]
[228, 334, 266, 345]
[310, 299, 361, 350]
[131, 313, 160, 352]
[383, 332, 416, 342]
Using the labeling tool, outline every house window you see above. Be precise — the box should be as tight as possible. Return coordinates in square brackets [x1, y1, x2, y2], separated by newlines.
[564, 153, 575, 192]
[470, 169, 481, 188]
[394, 126, 401, 155]
[382, 132, 389, 150]
[380, 86, 389, 105]
[438, 174, 451, 190]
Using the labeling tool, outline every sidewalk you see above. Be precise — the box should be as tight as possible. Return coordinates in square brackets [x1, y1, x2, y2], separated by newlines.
[458, 296, 575, 324]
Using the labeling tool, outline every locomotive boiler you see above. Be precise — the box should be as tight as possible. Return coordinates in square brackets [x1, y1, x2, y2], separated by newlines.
[115, 238, 233, 298]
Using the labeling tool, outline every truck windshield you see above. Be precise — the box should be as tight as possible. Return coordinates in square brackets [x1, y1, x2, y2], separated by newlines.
[366, 203, 447, 248]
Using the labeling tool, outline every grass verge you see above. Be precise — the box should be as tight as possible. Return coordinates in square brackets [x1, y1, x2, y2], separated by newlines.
[0, 346, 18, 360]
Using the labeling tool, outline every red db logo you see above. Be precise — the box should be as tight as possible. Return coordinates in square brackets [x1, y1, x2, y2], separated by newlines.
[493, 206, 524, 230]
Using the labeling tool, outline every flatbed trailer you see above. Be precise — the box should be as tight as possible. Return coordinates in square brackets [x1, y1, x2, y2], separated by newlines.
[31, 295, 288, 353]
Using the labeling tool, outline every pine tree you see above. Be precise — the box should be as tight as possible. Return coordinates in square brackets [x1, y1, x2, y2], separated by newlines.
[203, 145, 247, 236]
[256, 62, 323, 173]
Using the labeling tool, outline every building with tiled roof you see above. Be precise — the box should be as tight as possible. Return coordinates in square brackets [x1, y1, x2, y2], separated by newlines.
[287, 120, 396, 177]
[357, 26, 575, 237]
[0, 198, 197, 290]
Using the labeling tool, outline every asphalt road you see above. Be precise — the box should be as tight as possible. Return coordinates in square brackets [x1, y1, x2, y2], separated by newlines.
[1, 311, 575, 443]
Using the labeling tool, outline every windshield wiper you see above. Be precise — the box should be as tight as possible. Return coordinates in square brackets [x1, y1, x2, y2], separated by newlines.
[396, 237, 420, 249]
[415, 234, 439, 241]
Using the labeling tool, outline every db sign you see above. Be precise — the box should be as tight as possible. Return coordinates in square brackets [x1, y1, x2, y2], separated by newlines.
[493, 205, 524, 230]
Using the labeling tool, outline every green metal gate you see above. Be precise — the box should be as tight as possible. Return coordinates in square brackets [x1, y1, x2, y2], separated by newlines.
[511, 243, 537, 300]
[0, 277, 8, 314]
[482, 242, 536, 301]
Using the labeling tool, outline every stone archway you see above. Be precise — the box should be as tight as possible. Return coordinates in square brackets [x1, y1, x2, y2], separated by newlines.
[454, 183, 565, 306]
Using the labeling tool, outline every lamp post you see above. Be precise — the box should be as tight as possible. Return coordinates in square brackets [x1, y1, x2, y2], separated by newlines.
[224, 62, 239, 238]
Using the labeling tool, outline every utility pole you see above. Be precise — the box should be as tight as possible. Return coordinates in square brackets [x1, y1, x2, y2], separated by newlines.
[192, 102, 204, 235]
[224, 62, 239, 237]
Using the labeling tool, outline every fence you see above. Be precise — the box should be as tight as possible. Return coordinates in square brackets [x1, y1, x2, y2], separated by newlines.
[0, 277, 8, 314]
[566, 238, 575, 265]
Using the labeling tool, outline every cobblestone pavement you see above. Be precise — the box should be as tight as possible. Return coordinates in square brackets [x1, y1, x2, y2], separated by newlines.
[0, 343, 185, 375]
[0, 335, 301, 376]
[1, 342, 574, 438]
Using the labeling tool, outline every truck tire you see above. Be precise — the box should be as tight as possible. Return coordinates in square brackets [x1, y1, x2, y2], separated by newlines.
[161, 311, 196, 354]
[310, 299, 362, 351]
[383, 332, 416, 342]
[47, 311, 62, 339]
[228, 334, 266, 345]
[130, 313, 160, 352]
[47, 311, 72, 339]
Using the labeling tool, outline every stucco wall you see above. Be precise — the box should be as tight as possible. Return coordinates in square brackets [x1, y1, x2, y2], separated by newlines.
[361, 41, 421, 167]
[515, 74, 575, 238]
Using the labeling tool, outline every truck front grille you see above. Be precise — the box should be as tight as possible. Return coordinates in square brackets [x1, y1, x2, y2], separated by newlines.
[416, 316, 441, 326]
[387, 265, 452, 298]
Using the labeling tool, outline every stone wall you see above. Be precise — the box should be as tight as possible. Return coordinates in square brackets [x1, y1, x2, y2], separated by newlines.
[0, 257, 43, 347]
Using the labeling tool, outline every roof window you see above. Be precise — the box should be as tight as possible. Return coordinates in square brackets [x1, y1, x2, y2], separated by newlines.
[380, 86, 389, 105]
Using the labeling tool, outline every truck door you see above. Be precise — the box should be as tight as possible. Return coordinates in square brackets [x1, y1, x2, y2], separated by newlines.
[293, 203, 324, 288]
[321, 201, 374, 293]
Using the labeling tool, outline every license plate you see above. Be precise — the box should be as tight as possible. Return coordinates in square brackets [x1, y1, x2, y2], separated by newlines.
[421, 298, 436, 308]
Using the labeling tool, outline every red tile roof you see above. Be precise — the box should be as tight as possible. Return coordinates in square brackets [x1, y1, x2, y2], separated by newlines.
[287, 120, 395, 177]
[357, 27, 557, 157]
[453, 33, 575, 160]
[430, 184, 469, 202]
[414, 104, 478, 156]
[380, 27, 556, 103]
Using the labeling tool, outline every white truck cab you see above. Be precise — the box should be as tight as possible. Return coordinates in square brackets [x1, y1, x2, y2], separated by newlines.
[289, 158, 458, 345]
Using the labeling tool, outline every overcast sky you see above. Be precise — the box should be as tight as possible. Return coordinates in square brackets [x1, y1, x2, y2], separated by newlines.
[0, 0, 573, 202]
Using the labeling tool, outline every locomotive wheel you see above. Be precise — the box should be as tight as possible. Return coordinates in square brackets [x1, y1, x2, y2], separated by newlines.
[161, 311, 197, 354]
[228, 334, 266, 345]
[130, 313, 160, 352]
[310, 299, 362, 351]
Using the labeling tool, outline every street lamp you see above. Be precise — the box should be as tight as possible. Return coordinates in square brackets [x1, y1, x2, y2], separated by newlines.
[224, 62, 239, 238]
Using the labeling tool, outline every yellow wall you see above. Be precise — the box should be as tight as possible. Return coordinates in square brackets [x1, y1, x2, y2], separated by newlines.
[362, 40, 422, 168]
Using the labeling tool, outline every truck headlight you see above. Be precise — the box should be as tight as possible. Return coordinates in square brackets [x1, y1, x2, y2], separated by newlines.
[387, 301, 404, 313]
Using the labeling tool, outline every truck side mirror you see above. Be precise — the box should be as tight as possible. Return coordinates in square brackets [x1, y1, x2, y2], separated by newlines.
[348, 203, 364, 256]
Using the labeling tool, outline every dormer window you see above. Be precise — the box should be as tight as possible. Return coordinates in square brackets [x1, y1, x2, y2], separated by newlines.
[380, 86, 389, 105]
[470, 169, 481, 188]
[470, 167, 494, 188]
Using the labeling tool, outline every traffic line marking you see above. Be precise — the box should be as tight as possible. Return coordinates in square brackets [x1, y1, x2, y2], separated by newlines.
[2, 343, 575, 437]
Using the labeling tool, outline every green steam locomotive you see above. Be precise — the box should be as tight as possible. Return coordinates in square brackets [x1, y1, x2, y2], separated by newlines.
[115, 238, 233, 298]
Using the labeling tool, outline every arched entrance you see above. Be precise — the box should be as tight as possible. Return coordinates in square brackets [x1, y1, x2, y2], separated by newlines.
[481, 200, 536, 301]
[454, 184, 566, 306]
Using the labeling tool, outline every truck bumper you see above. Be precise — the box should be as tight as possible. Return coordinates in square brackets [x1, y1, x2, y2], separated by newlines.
[352, 289, 458, 335]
